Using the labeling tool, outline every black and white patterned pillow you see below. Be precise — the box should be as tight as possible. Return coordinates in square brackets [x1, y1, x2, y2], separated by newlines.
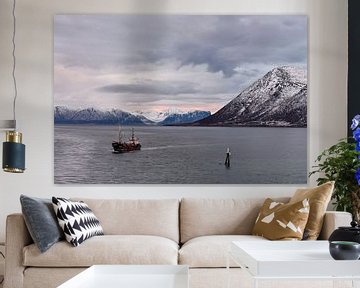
[52, 197, 104, 247]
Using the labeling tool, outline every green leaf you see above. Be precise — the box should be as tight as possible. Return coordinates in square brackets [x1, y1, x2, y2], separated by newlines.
[309, 139, 360, 215]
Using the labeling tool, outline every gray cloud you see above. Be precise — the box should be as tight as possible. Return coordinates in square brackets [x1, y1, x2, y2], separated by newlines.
[54, 15, 307, 77]
[54, 15, 307, 111]
[98, 81, 199, 95]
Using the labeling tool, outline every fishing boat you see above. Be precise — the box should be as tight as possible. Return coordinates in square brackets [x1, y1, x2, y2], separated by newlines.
[112, 128, 141, 153]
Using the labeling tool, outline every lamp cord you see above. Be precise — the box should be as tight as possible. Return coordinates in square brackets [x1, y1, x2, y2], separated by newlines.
[11, 0, 17, 129]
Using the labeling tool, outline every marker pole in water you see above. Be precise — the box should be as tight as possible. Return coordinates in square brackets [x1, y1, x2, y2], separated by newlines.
[225, 147, 231, 168]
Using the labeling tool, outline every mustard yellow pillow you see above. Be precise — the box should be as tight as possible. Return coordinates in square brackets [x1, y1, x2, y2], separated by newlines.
[252, 198, 310, 240]
[289, 181, 334, 240]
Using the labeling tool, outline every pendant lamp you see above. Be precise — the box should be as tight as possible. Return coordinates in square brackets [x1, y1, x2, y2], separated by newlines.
[1, 0, 25, 173]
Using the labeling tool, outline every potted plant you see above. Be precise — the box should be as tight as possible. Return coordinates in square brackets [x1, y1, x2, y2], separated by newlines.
[310, 115, 360, 222]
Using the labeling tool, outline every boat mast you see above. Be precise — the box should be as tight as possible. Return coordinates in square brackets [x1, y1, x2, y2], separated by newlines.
[118, 126, 121, 142]
[131, 128, 135, 142]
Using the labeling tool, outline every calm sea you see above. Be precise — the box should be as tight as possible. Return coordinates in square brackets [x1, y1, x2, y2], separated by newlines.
[54, 125, 307, 184]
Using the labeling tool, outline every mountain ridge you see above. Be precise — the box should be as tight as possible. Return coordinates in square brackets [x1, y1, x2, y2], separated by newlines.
[194, 66, 307, 127]
[54, 106, 210, 126]
[54, 66, 307, 128]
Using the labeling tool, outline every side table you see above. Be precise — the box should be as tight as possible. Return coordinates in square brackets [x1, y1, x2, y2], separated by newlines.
[58, 265, 189, 288]
[227, 241, 360, 288]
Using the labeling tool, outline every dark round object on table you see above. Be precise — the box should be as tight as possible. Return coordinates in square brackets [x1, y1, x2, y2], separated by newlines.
[351, 220, 358, 228]
[329, 241, 360, 260]
[329, 222, 360, 244]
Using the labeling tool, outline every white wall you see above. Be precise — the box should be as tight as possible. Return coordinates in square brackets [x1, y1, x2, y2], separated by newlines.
[0, 0, 348, 242]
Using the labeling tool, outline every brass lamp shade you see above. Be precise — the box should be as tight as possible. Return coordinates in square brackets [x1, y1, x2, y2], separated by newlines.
[2, 131, 25, 173]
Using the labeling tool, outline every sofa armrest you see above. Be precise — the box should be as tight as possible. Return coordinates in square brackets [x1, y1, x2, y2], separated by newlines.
[4, 214, 33, 288]
[318, 211, 352, 240]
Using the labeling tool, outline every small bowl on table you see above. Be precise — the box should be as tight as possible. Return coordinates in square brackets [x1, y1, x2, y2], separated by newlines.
[329, 241, 360, 260]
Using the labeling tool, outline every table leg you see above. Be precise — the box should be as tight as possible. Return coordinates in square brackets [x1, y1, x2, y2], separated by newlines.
[226, 251, 230, 288]
[252, 278, 258, 288]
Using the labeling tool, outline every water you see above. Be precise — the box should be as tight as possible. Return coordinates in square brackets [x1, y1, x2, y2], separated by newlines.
[54, 125, 307, 184]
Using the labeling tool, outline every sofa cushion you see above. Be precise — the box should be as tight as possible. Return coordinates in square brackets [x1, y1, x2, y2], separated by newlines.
[290, 181, 334, 240]
[180, 198, 289, 243]
[23, 235, 178, 267]
[72, 199, 179, 243]
[252, 198, 310, 240]
[20, 195, 64, 253]
[24, 268, 86, 288]
[179, 235, 267, 268]
[52, 197, 104, 247]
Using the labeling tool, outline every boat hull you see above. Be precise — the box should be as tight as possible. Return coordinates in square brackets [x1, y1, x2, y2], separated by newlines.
[112, 141, 141, 153]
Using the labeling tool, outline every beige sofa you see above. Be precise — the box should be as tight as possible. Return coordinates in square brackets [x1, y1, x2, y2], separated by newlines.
[4, 198, 352, 288]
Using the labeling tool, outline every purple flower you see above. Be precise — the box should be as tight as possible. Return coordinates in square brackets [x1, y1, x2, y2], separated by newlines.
[354, 128, 360, 142]
[356, 167, 360, 186]
[351, 115, 360, 186]
[352, 115, 360, 130]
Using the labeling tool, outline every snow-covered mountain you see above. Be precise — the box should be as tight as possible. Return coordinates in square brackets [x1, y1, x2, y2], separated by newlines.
[195, 66, 307, 127]
[54, 106, 210, 126]
[133, 108, 182, 123]
[54, 106, 154, 125]
[160, 110, 211, 125]
[133, 108, 210, 124]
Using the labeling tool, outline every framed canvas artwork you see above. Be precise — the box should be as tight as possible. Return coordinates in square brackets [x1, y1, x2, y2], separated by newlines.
[54, 15, 307, 184]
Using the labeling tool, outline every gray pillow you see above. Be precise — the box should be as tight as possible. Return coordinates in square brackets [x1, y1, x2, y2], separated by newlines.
[20, 195, 64, 253]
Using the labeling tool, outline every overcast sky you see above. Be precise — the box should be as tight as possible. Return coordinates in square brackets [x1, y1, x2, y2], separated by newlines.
[54, 15, 307, 113]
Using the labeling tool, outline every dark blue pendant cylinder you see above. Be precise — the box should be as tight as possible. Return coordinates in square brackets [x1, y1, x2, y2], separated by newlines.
[2, 141, 25, 173]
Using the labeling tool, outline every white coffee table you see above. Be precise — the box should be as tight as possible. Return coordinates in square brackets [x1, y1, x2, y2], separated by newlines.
[58, 265, 189, 288]
[228, 241, 360, 288]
